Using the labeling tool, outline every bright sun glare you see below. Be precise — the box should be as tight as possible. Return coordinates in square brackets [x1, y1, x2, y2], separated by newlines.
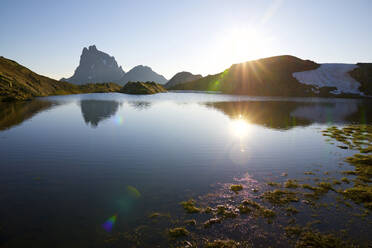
[219, 27, 274, 63]
[230, 117, 250, 138]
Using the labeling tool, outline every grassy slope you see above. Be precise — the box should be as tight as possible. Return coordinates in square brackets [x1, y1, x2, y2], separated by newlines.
[172, 55, 323, 96]
[0, 56, 121, 101]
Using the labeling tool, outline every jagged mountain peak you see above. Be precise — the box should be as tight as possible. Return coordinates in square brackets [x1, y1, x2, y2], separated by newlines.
[62, 45, 125, 85]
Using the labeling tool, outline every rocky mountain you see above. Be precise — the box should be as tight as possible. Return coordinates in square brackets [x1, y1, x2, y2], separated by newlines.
[164, 71, 202, 89]
[61, 45, 125, 84]
[170, 55, 371, 97]
[0, 56, 121, 102]
[120, 65, 167, 85]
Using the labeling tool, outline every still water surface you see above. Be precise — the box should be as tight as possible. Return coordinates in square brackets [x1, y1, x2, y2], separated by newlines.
[0, 93, 371, 247]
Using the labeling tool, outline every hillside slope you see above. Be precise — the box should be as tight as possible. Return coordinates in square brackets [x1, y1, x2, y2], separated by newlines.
[171, 55, 372, 97]
[0, 56, 121, 101]
[165, 71, 202, 89]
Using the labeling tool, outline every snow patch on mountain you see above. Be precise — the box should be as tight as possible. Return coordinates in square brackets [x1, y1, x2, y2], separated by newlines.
[293, 64, 361, 94]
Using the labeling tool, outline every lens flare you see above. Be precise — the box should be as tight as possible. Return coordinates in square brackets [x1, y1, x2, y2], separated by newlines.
[102, 214, 117, 232]
[115, 116, 124, 125]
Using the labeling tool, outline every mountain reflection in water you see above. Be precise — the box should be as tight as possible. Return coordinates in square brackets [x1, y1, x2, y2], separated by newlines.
[80, 100, 120, 127]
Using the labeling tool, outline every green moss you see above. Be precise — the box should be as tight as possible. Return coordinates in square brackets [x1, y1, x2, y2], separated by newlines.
[230, 184, 243, 193]
[284, 179, 299, 188]
[168, 227, 189, 237]
[180, 199, 201, 213]
[262, 189, 299, 205]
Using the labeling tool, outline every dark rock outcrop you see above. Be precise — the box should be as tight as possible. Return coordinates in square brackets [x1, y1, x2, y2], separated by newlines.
[120, 65, 167, 85]
[349, 63, 372, 96]
[165, 71, 202, 89]
[119, 81, 167, 95]
[62, 45, 125, 84]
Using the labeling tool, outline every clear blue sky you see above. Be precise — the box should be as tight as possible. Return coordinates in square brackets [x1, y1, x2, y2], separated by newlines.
[1, 0, 371, 80]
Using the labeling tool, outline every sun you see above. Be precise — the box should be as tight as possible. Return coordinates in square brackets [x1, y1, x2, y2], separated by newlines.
[219, 27, 274, 63]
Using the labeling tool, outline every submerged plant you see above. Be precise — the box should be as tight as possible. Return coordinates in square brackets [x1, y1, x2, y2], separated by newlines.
[168, 227, 189, 237]
[180, 199, 201, 213]
[230, 184, 243, 193]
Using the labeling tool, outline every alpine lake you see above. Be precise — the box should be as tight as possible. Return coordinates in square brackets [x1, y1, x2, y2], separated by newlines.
[0, 92, 371, 248]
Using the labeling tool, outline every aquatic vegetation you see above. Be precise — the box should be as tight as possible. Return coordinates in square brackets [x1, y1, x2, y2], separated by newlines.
[267, 181, 281, 187]
[260, 208, 276, 219]
[341, 177, 350, 184]
[262, 189, 299, 205]
[184, 219, 196, 225]
[148, 212, 161, 218]
[286, 206, 299, 214]
[360, 146, 372, 153]
[316, 182, 333, 192]
[295, 230, 355, 248]
[284, 179, 300, 188]
[203, 217, 221, 228]
[241, 199, 262, 209]
[180, 199, 201, 213]
[332, 180, 341, 185]
[342, 186, 372, 210]
[304, 171, 315, 175]
[237, 204, 252, 214]
[345, 154, 372, 165]
[148, 212, 170, 219]
[230, 184, 243, 193]
[301, 184, 318, 191]
[204, 239, 239, 248]
[168, 227, 189, 237]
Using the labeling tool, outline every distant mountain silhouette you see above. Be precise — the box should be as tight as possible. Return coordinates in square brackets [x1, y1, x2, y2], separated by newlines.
[120, 65, 167, 85]
[165, 71, 202, 89]
[61, 45, 125, 84]
[80, 100, 120, 127]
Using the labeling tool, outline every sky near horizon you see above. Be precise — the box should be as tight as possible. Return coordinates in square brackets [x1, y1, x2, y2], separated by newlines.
[1, 0, 371, 80]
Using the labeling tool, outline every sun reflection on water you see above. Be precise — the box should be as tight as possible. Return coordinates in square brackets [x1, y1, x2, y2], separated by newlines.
[230, 115, 250, 139]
